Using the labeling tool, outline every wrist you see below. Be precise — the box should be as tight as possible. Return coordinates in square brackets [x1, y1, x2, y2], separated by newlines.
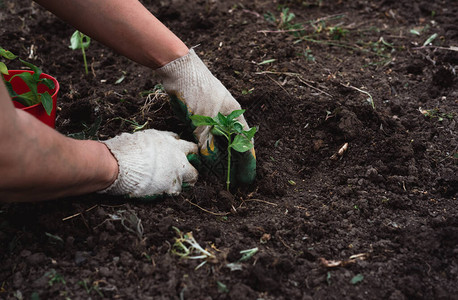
[98, 141, 119, 190]
[148, 40, 189, 69]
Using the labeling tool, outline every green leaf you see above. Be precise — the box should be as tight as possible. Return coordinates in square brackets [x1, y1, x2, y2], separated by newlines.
[4, 81, 17, 97]
[217, 281, 229, 293]
[40, 92, 53, 116]
[190, 114, 218, 126]
[243, 127, 257, 140]
[41, 78, 55, 90]
[423, 33, 438, 46]
[350, 273, 364, 284]
[19, 59, 42, 80]
[0, 48, 17, 60]
[216, 112, 229, 126]
[258, 58, 276, 65]
[69, 30, 90, 50]
[232, 122, 244, 134]
[226, 109, 245, 121]
[0, 61, 8, 75]
[69, 31, 80, 50]
[81, 35, 91, 49]
[114, 74, 125, 85]
[238, 247, 258, 262]
[231, 135, 254, 152]
[14, 91, 38, 107]
[12, 72, 39, 99]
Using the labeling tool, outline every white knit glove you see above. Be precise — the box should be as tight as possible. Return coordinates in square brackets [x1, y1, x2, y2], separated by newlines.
[155, 48, 249, 149]
[99, 129, 198, 197]
[155, 49, 256, 185]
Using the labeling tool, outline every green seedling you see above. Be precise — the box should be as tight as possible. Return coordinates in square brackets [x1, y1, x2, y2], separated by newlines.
[350, 273, 364, 284]
[419, 107, 454, 121]
[45, 269, 66, 286]
[300, 48, 316, 62]
[69, 30, 91, 75]
[190, 109, 257, 191]
[423, 33, 438, 46]
[279, 7, 296, 29]
[226, 247, 259, 271]
[328, 26, 349, 40]
[79, 279, 104, 297]
[171, 226, 215, 270]
[0, 47, 55, 115]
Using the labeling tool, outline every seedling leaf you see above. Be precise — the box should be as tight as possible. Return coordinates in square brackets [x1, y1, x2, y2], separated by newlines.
[69, 30, 91, 50]
[243, 127, 257, 140]
[238, 247, 258, 262]
[13, 91, 37, 106]
[0, 62, 8, 75]
[190, 115, 218, 126]
[41, 78, 56, 90]
[0, 48, 17, 60]
[216, 112, 229, 126]
[233, 122, 244, 133]
[226, 262, 243, 271]
[19, 58, 42, 80]
[226, 109, 245, 121]
[231, 135, 254, 152]
[41, 92, 53, 116]
[217, 281, 229, 293]
[4, 81, 16, 97]
[350, 273, 364, 284]
[258, 58, 276, 65]
[14, 72, 38, 98]
[114, 74, 125, 85]
[423, 33, 438, 46]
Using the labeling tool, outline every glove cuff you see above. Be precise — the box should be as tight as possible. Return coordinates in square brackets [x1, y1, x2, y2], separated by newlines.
[98, 135, 151, 195]
[155, 48, 205, 82]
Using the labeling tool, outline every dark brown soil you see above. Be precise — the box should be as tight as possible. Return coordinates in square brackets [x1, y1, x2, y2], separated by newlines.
[1, 0, 457, 299]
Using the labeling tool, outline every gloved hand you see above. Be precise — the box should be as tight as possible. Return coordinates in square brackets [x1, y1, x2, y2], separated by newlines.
[98, 129, 198, 198]
[155, 49, 256, 185]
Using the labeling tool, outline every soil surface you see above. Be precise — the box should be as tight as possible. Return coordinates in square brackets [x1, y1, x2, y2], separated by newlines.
[1, 0, 457, 299]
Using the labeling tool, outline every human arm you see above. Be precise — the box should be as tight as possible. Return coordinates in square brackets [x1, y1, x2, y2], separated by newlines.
[0, 81, 199, 202]
[0, 80, 118, 202]
[33, 0, 256, 185]
[33, 0, 189, 69]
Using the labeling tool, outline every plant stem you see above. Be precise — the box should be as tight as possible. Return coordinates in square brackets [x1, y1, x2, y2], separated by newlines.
[226, 136, 232, 191]
[79, 32, 88, 75]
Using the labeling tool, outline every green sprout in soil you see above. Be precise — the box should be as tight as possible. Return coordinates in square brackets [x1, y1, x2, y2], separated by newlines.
[226, 247, 259, 271]
[45, 269, 66, 287]
[190, 109, 257, 191]
[171, 226, 215, 270]
[0, 47, 55, 115]
[419, 107, 454, 121]
[79, 279, 104, 297]
[328, 26, 349, 40]
[69, 30, 91, 75]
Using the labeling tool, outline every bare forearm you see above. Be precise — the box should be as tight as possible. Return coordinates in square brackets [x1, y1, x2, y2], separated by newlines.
[34, 0, 188, 68]
[0, 85, 118, 202]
